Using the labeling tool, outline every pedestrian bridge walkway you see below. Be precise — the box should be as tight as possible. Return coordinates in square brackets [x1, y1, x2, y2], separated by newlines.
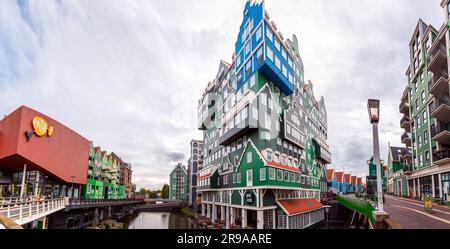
[0, 198, 66, 227]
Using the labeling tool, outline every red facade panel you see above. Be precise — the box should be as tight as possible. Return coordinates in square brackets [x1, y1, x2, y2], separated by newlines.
[0, 106, 89, 184]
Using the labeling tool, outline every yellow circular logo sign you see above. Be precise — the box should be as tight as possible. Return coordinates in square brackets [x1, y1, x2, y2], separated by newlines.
[32, 116, 48, 137]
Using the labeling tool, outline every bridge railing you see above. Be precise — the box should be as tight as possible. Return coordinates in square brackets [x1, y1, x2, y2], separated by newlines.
[0, 198, 66, 225]
[68, 198, 143, 206]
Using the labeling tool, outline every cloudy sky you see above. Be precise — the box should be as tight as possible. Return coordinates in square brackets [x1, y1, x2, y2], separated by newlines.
[0, 0, 443, 189]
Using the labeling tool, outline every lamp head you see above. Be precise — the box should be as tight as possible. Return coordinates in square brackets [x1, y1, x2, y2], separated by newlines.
[367, 99, 380, 124]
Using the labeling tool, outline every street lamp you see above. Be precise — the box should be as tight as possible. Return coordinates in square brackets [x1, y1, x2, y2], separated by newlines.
[367, 99, 384, 212]
[323, 205, 331, 229]
[71, 176, 75, 199]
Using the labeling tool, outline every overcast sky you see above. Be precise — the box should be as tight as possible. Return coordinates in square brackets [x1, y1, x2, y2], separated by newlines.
[0, 0, 444, 189]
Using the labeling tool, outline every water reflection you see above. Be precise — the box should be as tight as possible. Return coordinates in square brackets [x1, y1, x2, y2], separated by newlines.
[125, 212, 197, 229]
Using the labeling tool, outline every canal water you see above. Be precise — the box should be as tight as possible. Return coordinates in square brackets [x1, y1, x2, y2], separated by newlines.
[124, 212, 198, 229]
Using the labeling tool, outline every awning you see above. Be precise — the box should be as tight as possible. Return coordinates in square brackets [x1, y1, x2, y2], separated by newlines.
[277, 198, 323, 215]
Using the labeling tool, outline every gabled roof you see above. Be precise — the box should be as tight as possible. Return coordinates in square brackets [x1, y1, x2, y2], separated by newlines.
[94, 147, 100, 154]
[336, 172, 344, 183]
[390, 146, 408, 162]
[277, 198, 323, 215]
[326, 169, 334, 181]
[357, 177, 362, 186]
[344, 174, 351, 184]
[101, 151, 107, 158]
[351, 176, 357, 185]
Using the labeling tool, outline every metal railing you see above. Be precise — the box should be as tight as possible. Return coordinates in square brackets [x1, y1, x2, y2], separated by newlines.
[433, 148, 450, 163]
[430, 96, 450, 114]
[0, 198, 66, 225]
[431, 122, 450, 138]
[68, 198, 143, 207]
[400, 116, 410, 126]
[402, 163, 412, 173]
[429, 74, 449, 91]
[401, 132, 411, 141]
[430, 44, 446, 59]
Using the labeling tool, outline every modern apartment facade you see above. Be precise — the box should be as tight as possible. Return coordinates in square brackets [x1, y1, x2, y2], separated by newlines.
[187, 140, 203, 206]
[169, 163, 188, 201]
[196, 0, 331, 229]
[400, 1, 450, 202]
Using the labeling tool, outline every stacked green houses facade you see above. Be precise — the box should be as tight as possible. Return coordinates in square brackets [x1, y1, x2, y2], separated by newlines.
[397, 0, 450, 203]
[82, 142, 128, 200]
[169, 163, 188, 201]
[197, 0, 331, 229]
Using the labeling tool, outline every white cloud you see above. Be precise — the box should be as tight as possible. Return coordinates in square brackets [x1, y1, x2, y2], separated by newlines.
[0, 0, 443, 189]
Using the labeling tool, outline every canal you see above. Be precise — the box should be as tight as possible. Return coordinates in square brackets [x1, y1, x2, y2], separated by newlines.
[124, 212, 198, 229]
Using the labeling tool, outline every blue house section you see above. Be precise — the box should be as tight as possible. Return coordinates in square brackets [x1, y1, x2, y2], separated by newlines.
[234, 1, 295, 96]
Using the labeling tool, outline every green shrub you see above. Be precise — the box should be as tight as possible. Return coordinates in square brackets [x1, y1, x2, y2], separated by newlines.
[181, 207, 195, 218]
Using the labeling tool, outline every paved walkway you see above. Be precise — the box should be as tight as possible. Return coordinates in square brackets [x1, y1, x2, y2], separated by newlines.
[384, 195, 450, 229]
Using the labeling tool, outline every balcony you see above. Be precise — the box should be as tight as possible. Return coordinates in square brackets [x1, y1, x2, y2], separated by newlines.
[431, 122, 450, 145]
[402, 163, 412, 175]
[429, 75, 449, 97]
[400, 116, 411, 130]
[433, 148, 450, 165]
[430, 96, 450, 123]
[429, 44, 447, 74]
[399, 99, 410, 115]
[218, 116, 257, 146]
[401, 132, 411, 146]
[402, 151, 412, 161]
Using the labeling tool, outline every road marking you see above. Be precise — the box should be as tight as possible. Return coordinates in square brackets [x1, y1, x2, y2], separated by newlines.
[391, 205, 450, 226]
[386, 196, 450, 215]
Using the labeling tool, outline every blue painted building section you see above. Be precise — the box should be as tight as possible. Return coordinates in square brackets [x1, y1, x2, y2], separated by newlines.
[234, 1, 295, 96]
[327, 171, 340, 194]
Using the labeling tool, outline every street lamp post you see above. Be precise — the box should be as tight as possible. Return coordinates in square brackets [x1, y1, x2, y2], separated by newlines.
[367, 99, 384, 212]
[324, 205, 331, 229]
[71, 176, 75, 199]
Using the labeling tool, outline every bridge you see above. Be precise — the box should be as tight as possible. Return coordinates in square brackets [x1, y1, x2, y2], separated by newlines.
[0, 198, 66, 227]
[0, 197, 146, 229]
[134, 199, 185, 212]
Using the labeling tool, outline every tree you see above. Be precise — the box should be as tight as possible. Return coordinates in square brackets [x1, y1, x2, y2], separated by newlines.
[161, 184, 169, 199]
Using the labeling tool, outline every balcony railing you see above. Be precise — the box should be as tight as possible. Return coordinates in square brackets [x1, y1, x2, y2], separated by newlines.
[430, 96, 450, 115]
[432, 122, 450, 138]
[429, 42, 447, 73]
[429, 73, 449, 96]
[401, 132, 411, 141]
[400, 116, 410, 127]
[433, 148, 450, 164]
[399, 99, 410, 114]
[402, 163, 412, 174]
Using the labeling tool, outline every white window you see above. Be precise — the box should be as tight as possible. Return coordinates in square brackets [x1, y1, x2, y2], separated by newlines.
[275, 39, 281, 51]
[266, 45, 273, 61]
[260, 168, 266, 181]
[245, 42, 251, 55]
[247, 151, 253, 163]
[256, 26, 262, 41]
[282, 65, 288, 78]
[266, 27, 273, 41]
[236, 54, 241, 66]
[250, 75, 256, 88]
[269, 168, 276, 180]
[282, 49, 287, 60]
[237, 173, 241, 183]
[275, 56, 281, 70]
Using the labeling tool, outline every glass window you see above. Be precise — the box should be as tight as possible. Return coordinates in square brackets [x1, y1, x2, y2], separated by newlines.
[275, 56, 281, 70]
[266, 45, 273, 61]
[269, 168, 276, 180]
[250, 75, 256, 88]
[260, 168, 266, 181]
[256, 26, 262, 41]
[247, 151, 253, 163]
[237, 173, 241, 183]
[274, 39, 280, 51]
[284, 171, 289, 182]
[277, 169, 283, 181]
[266, 27, 273, 41]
